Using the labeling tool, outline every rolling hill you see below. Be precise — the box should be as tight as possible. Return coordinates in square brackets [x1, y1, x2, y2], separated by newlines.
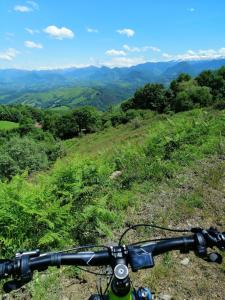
[0, 58, 225, 110]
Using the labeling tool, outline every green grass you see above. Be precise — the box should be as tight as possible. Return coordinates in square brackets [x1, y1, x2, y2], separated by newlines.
[63, 110, 156, 158]
[0, 120, 19, 130]
[1, 108, 225, 299]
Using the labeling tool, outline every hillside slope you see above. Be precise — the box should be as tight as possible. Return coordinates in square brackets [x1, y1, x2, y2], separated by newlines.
[2, 109, 225, 299]
[61, 109, 225, 299]
[7, 84, 135, 110]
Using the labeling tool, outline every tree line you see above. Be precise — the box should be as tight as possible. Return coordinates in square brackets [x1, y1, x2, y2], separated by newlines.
[2, 66, 225, 142]
[121, 66, 225, 112]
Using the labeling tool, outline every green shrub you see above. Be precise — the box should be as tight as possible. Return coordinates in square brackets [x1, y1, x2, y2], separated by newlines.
[130, 117, 142, 129]
[213, 99, 225, 110]
[0, 174, 74, 256]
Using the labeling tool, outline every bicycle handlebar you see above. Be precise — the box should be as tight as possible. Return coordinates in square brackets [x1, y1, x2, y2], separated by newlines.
[0, 227, 224, 293]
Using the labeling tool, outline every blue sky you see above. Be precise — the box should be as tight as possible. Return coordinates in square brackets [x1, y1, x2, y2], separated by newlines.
[0, 0, 225, 69]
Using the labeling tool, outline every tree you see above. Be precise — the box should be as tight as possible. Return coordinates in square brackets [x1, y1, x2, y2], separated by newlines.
[196, 70, 215, 87]
[170, 73, 192, 96]
[174, 85, 212, 112]
[72, 107, 102, 134]
[18, 117, 34, 135]
[196, 68, 225, 100]
[55, 114, 79, 139]
[121, 98, 135, 111]
[54, 107, 102, 139]
[131, 83, 167, 112]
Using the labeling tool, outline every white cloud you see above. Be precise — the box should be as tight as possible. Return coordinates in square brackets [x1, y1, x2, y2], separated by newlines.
[148, 46, 161, 52]
[14, 5, 32, 12]
[24, 40, 43, 49]
[123, 45, 141, 52]
[25, 28, 40, 35]
[43, 25, 74, 40]
[87, 27, 98, 33]
[162, 53, 172, 59]
[0, 48, 19, 61]
[117, 28, 135, 38]
[188, 8, 195, 12]
[27, 1, 39, 10]
[162, 48, 225, 61]
[103, 56, 147, 68]
[14, 1, 39, 13]
[105, 49, 127, 56]
[123, 44, 161, 53]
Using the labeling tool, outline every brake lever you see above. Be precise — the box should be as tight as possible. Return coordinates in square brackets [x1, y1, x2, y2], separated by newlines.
[3, 279, 31, 293]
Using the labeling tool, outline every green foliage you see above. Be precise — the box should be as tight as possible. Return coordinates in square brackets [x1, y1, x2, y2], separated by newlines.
[196, 66, 225, 101]
[127, 83, 167, 112]
[0, 133, 63, 180]
[121, 67, 225, 114]
[109, 109, 225, 190]
[18, 116, 35, 135]
[0, 136, 48, 179]
[54, 106, 102, 139]
[170, 73, 192, 95]
[0, 104, 44, 123]
[173, 86, 212, 112]
[108, 109, 127, 126]
[130, 117, 142, 129]
[49, 158, 118, 244]
[0, 174, 74, 256]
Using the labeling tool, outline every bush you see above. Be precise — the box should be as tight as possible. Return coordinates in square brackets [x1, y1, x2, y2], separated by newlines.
[125, 109, 141, 121]
[213, 99, 225, 110]
[0, 133, 63, 180]
[173, 86, 213, 112]
[110, 110, 128, 126]
[131, 83, 167, 112]
[0, 174, 74, 256]
[130, 117, 141, 129]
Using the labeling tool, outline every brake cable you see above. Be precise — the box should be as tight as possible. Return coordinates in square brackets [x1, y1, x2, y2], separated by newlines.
[118, 223, 191, 245]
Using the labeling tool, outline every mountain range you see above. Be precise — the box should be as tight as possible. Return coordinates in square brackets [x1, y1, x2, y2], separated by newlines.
[0, 59, 225, 110]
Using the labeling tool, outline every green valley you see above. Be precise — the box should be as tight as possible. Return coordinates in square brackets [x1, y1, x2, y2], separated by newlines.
[10, 84, 134, 110]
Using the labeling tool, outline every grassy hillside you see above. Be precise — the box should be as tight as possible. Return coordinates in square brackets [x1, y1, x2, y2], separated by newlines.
[1, 108, 225, 299]
[61, 109, 225, 299]
[0, 120, 19, 130]
[3, 84, 135, 110]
